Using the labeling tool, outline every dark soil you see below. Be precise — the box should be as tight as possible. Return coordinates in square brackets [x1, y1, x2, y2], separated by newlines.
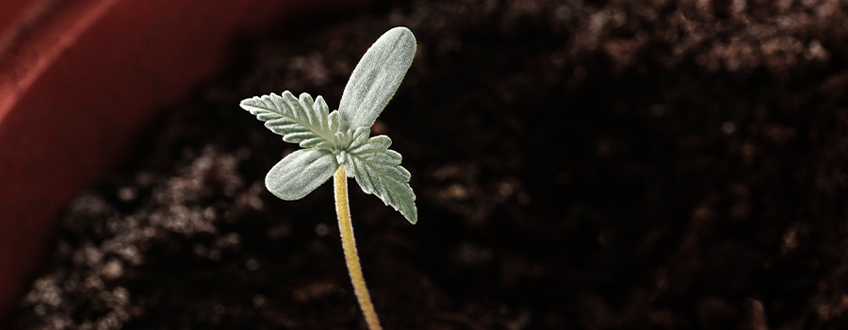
[13, 0, 848, 329]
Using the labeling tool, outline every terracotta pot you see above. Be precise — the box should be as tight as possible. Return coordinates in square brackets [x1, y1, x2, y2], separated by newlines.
[0, 0, 366, 325]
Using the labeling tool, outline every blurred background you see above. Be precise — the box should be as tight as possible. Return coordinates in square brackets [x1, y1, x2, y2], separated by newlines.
[4, 0, 848, 329]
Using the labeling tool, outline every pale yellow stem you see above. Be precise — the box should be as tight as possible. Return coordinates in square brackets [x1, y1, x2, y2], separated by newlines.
[334, 165, 383, 330]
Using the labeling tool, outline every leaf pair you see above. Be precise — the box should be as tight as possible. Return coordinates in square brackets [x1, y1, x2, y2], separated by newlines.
[240, 26, 418, 224]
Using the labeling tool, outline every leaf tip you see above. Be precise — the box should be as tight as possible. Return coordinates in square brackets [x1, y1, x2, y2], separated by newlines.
[387, 26, 416, 43]
[238, 96, 258, 109]
[406, 210, 418, 225]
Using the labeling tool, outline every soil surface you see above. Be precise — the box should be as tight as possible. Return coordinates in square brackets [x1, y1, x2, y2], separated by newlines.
[13, 0, 848, 329]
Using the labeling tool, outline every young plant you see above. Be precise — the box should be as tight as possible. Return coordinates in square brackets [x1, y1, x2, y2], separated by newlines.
[239, 27, 417, 330]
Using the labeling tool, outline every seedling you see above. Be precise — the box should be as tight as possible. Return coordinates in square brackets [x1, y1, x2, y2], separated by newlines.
[239, 27, 417, 330]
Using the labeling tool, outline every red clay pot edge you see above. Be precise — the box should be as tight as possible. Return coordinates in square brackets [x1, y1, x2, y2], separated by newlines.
[0, 0, 368, 326]
[0, 0, 116, 121]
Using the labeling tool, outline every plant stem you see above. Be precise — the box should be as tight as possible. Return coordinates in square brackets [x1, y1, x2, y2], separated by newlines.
[334, 165, 383, 330]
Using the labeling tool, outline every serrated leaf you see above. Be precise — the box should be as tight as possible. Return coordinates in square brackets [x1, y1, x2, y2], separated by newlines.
[344, 134, 417, 224]
[266, 148, 338, 200]
[339, 26, 417, 129]
[240, 91, 338, 148]
[241, 27, 420, 224]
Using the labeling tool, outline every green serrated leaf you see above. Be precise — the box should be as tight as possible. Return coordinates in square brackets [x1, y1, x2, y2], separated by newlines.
[240, 91, 338, 148]
[344, 134, 417, 224]
[339, 26, 417, 129]
[266, 148, 337, 200]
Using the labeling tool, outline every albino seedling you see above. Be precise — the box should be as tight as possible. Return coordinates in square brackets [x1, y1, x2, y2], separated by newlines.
[239, 26, 417, 330]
